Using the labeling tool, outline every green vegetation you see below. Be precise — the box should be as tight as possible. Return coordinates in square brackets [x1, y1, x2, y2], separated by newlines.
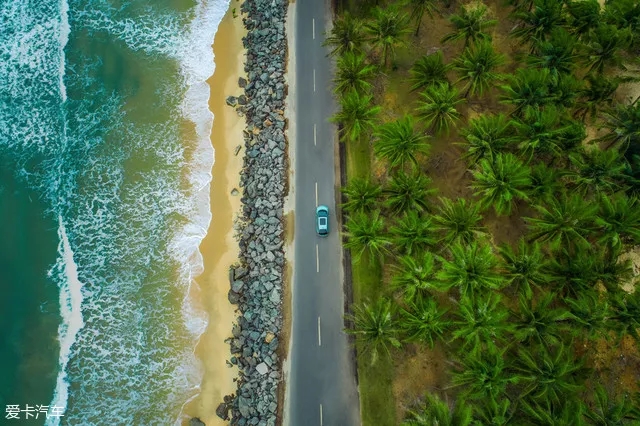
[327, 0, 640, 424]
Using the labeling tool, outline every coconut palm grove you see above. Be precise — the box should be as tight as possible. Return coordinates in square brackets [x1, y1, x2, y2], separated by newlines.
[326, 0, 640, 424]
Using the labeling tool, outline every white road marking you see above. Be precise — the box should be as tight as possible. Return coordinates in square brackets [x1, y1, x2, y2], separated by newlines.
[320, 404, 323, 426]
[316, 244, 319, 273]
[314, 124, 317, 146]
[313, 69, 316, 92]
[313, 18, 315, 40]
[315, 181, 318, 207]
[318, 316, 322, 346]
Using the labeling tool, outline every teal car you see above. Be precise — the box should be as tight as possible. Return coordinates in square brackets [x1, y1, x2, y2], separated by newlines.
[316, 205, 329, 236]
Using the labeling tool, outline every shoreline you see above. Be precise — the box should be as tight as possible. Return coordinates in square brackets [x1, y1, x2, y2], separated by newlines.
[183, 6, 247, 426]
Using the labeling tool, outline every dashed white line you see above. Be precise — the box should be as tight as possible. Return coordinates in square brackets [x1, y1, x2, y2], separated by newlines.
[320, 404, 323, 426]
[313, 18, 315, 40]
[318, 316, 322, 346]
[314, 124, 317, 146]
[313, 69, 316, 92]
[316, 244, 319, 273]
[315, 181, 318, 207]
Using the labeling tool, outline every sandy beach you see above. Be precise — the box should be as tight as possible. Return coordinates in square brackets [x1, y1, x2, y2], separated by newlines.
[183, 6, 247, 425]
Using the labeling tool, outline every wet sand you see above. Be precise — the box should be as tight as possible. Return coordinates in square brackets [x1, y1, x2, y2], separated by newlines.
[183, 7, 246, 426]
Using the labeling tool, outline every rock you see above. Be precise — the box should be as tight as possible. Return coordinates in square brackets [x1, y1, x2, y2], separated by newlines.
[234, 266, 248, 280]
[232, 280, 244, 292]
[265, 332, 275, 343]
[189, 418, 206, 426]
[228, 290, 241, 305]
[239, 396, 251, 418]
[238, 77, 247, 88]
[255, 362, 269, 375]
[238, 95, 248, 105]
[269, 288, 279, 304]
[234, 145, 242, 156]
[231, 188, 240, 196]
[216, 402, 230, 420]
[226, 95, 237, 107]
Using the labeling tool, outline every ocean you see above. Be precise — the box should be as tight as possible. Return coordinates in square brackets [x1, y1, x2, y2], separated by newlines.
[0, 0, 230, 424]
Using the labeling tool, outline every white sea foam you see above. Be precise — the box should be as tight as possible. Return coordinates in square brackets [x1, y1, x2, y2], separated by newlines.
[46, 217, 85, 426]
[58, 0, 69, 102]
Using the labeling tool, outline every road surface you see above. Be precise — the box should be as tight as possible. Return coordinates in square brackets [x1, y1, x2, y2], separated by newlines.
[285, 0, 361, 425]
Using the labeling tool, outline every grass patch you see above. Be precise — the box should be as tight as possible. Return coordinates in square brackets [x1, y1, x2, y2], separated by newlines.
[345, 136, 396, 424]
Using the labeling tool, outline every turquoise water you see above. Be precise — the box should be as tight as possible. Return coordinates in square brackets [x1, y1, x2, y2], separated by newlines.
[0, 0, 229, 423]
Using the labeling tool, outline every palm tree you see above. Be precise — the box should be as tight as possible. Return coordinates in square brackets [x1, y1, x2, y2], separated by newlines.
[564, 291, 610, 342]
[520, 398, 587, 425]
[603, 0, 640, 53]
[526, 193, 597, 250]
[585, 385, 640, 425]
[374, 115, 431, 170]
[595, 194, 640, 253]
[609, 290, 640, 341]
[393, 252, 447, 301]
[402, 393, 473, 426]
[341, 178, 382, 214]
[334, 51, 377, 95]
[438, 242, 504, 298]
[573, 75, 619, 122]
[453, 40, 505, 98]
[528, 163, 565, 204]
[417, 82, 465, 135]
[582, 24, 631, 75]
[442, 4, 497, 48]
[515, 344, 587, 406]
[323, 12, 367, 57]
[511, 107, 566, 162]
[567, 148, 627, 195]
[459, 113, 515, 166]
[500, 68, 554, 116]
[450, 293, 513, 356]
[409, 51, 451, 92]
[390, 210, 438, 256]
[549, 74, 582, 110]
[511, 0, 566, 47]
[512, 292, 574, 347]
[433, 197, 487, 245]
[597, 102, 640, 152]
[499, 239, 550, 299]
[471, 153, 531, 216]
[344, 210, 391, 261]
[527, 28, 579, 81]
[365, 6, 412, 68]
[400, 295, 450, 347]
[384, 170, 435, 214]
[451, 346, 518, 401]
[346, 298, 401, 364]
[472, 397, 516, 426]
[331, 91, 381, 143]
[546, 247, 602, 298]
[566, 0, 601, 41]
[406, 0, 439, 37]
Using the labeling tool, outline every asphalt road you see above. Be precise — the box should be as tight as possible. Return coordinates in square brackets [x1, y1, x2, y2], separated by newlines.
[284, 0, 361, 425]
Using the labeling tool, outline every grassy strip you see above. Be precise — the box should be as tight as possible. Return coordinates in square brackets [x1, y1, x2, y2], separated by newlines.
[345, 135, 397, 425]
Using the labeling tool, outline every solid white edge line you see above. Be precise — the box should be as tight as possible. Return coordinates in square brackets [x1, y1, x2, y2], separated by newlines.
[316, 243, 319, 273]
[318, 316, 322, 346]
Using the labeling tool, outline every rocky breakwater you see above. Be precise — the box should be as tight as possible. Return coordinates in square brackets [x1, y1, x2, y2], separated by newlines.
[216, 1, 289, 426]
